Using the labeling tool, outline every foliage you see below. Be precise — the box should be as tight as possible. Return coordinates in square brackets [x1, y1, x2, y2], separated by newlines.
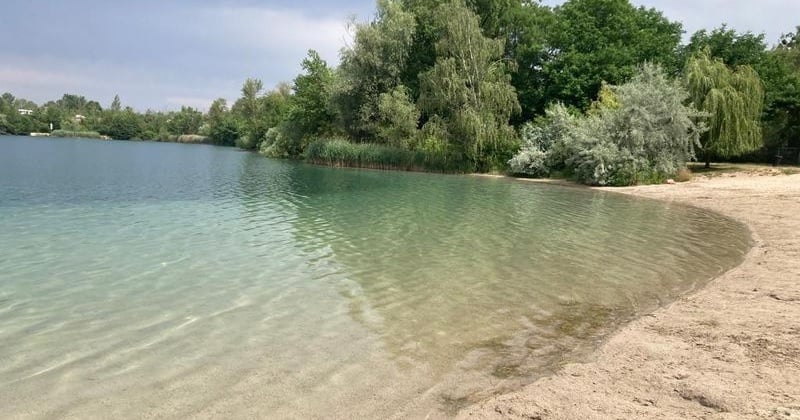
[760, 28, 800, 151]
[265, 50, 337, 157]
[232, 78, 265, 149]
[418, 0, 520, 171]
[100, 108, 143, 140]
[684, 25, 767, 68]
[685, 49, 765, 165]
[333, 0, 417, 140]
[168, 106, 203, 135]
[204, 98, 239, 146]
[50, 129, 103, 139]
[4, 2, 799, 177]
[376, 86, 420, 147]
[533, 0, 683, 112]
[509, 105, 578, 177]
[305, 138, 464, 172]
[511, 64, 705, 185]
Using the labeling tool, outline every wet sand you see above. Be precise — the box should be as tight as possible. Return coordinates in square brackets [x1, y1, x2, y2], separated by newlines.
[461, 170, 800, 419]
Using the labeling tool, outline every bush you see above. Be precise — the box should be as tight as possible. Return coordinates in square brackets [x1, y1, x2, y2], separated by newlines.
[304, 139, 466, 172]
[676, 167, 693, 182]
[50, 129, 103, 139]
[175, 134, 211, 144]
[509, 64, 705, 186]
[508, 147, 550, 177]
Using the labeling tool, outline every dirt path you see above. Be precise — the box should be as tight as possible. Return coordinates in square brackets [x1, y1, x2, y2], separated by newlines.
[460, 172, 800, 419]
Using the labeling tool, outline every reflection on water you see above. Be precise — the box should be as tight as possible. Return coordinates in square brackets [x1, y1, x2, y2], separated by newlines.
[0, 136, 749, 418]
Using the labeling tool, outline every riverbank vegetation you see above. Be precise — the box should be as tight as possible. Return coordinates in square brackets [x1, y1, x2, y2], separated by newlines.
[2, 0, 799, 184]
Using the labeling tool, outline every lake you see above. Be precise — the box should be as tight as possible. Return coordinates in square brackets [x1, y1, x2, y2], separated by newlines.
[0, 136, 749, 418]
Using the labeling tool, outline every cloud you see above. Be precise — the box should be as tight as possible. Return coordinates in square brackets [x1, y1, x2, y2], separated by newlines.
[203, 6, 351, 64]
[3, 0, 797, 110]
[0, 67, 87, 89]
[0, 1, 359, 110]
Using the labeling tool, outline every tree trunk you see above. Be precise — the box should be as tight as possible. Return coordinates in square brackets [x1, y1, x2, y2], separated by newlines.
[705, 150, 711, 169]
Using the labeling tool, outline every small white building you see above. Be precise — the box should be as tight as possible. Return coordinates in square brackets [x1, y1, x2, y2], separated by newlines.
[18, 109, 33, 116]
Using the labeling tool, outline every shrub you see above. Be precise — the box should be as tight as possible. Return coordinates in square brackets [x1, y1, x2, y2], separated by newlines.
[676, 167, 693, 182]
[508, 147, 550, 177]
[509, 63, 706, 186]
[304, 139, 466, 172]
[50, 129, 103, 139]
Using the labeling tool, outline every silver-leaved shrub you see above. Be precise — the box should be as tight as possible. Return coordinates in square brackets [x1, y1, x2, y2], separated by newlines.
[509, 63, 707, 186]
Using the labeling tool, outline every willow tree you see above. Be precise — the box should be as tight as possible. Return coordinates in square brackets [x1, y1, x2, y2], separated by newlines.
[685, 50, 764, 167]
[418, 0, 519, 170]
[333, 0, 417, 142]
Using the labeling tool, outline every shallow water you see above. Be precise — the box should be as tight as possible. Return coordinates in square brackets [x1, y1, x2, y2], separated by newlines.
[0, 136, 749, 418]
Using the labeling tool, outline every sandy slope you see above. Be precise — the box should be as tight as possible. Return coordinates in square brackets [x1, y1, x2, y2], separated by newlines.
[460, 171, 800, 419]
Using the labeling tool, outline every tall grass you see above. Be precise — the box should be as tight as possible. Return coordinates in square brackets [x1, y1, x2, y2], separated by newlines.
[305, 139, 466, 172]
[50, 129, 104, 139]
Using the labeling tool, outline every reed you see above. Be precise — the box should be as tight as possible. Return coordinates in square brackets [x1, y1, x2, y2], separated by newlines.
[305, 139, 465, 172]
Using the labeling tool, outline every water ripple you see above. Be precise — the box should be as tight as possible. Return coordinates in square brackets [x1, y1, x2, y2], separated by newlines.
[0, 136, 749, 418]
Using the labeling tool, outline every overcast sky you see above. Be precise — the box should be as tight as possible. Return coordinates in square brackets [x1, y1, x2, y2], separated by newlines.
[1, 0, 797, 111]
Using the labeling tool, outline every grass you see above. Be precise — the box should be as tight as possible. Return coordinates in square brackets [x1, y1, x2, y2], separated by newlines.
[304, 139, 468, 173]
[50, 129, 104, 139]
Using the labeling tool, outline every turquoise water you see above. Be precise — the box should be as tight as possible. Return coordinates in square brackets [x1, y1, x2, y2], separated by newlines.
[0, 136, 749, 418]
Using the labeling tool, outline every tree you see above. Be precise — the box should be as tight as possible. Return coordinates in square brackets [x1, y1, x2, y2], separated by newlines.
[259, 83, 292, 131]
[262, 50, 336, 157]
[534, 0, 683, 112]
[110, 95, 122, 111]
[419, 0, 520, 170]
[761, 27, 800, 150]
[205, 98, 240, 146]
[232, 78, 265, 149]
[101, 108, 142, 140]
[333, 0, 417, 141]
[376, 86, 420, 147]
[684, 25, 768, 68]
[168, 106, 203, 135]
[287, 50, 336, 138]
[685, 49, 765, 167]
[502, 2, 555, 123]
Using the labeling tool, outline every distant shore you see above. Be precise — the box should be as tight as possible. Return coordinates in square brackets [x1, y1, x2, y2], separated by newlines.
[3, 132, 214, 144]
[461, 169, 800, 419]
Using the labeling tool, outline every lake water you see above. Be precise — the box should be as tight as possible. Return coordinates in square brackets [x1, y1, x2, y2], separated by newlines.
[0, 136, 749, 418]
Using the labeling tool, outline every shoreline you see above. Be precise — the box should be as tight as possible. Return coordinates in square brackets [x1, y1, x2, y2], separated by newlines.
[460, 171, 800, 419]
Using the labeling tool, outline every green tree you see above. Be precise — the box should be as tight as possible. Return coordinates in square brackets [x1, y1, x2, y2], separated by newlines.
[288, 50, 336, 138]
[110, 95, 122, 111]
[761, 27, 800, 151]
[684, 25, 767, 68]
[333, 0, 417, 141]
[259, 83, 292, 130]
[535, 0, 683, 112]
[233, 78, 265, 149]
[376, 86, 420, 147]
[419, 0, 520, 170]
[685, 49, 765, 167]
[99, 96, 142, 140]
[168, 106, 203, 135]
[205, 98, 240, 146]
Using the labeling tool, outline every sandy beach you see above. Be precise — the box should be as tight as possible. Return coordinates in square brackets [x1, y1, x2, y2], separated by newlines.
[461, 169, 800, 419]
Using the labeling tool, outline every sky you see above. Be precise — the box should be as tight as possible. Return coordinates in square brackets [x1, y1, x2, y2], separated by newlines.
[1, 0, 797, 111]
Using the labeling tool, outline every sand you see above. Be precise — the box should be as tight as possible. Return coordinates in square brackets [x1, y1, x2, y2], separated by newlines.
[460, 170, 800, 419]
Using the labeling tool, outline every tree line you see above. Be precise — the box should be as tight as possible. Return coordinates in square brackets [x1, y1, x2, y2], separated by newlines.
[3, 0, 799, 182]
[0, 92, 208, 142]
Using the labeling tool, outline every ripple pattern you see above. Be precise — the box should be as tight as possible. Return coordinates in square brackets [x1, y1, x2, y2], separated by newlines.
[0, 136, 750, 418]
